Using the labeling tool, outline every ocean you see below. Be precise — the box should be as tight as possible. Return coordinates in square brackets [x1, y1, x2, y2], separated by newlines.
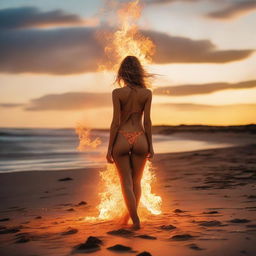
[0, 128, 234, 173]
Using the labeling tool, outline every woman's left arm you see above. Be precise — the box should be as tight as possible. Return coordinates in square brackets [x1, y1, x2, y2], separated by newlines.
[106, 89, 120, 163]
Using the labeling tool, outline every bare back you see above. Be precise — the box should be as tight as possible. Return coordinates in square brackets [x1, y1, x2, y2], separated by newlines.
[116, 86, 151, 132]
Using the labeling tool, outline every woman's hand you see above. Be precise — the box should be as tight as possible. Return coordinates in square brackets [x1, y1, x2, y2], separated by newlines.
[147, 147, 154, 161]
[106, 149, 114, 164]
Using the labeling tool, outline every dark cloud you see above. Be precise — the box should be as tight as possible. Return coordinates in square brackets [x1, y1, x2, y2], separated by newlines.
[206, 0, 256, 19]
[145, 30, 254, 64]
[0, 27, 105, 74]
[153, 80, 256, 96]
[24, 92, 111, 111]
[0, 6, 254, 74]
[0, 27, 253, 74]
[0, 7, 84, 29]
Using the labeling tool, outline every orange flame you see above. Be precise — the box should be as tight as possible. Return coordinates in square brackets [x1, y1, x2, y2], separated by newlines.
[85, 160, 162, 221]
[75, 123, 102, 151]
[101, 0, 155, 70]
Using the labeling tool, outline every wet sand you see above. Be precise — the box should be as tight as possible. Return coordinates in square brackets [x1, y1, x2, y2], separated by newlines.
[0, 141, 256, 256]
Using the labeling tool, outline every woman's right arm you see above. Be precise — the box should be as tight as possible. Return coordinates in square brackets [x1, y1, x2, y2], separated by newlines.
[143, 90, 154, 159]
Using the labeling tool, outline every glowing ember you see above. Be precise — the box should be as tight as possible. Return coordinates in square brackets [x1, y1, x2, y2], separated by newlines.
[102, 0, 155, 70]
[75, 123, 102, 151]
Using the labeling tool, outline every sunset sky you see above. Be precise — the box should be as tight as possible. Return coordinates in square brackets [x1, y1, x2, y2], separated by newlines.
[0, 0, 255, 128]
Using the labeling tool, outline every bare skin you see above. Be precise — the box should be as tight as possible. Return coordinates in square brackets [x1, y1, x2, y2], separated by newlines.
[106, 85, 154, 230]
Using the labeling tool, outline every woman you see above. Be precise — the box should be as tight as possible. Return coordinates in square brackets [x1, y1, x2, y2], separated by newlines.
[106, 55, 154, 230]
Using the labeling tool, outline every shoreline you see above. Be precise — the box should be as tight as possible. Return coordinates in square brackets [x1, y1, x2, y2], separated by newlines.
[0, 141, 256, 175]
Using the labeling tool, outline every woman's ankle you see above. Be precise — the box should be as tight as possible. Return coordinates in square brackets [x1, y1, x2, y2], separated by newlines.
[132, 215, 140, 225]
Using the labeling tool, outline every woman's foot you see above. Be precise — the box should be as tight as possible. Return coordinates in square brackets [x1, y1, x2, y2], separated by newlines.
[131, 222, 141, 230]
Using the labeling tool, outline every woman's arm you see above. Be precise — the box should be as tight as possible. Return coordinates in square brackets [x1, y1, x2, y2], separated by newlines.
[107, 89, 121, 158]
[143, 90, 154, 158]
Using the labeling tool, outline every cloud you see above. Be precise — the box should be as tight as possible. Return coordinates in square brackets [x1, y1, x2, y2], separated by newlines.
[155, 102, 256, 111]
[145, 30, 254, 64]
[0, 103, 24, 108]
[1, 91, 256, 115]
[0, 27, 105, 74]
[0, 26, 253, 74]
[0, 7, 93, 29]
[0, 7, 99, 29]
[206, 0, 256, 20]
[24, 92, 111, 111]
[153, 80, 256, 96]
[156, 102, 216, 110]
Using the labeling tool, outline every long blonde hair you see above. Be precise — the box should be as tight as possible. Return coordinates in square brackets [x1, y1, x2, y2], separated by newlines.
[115, 56, 151, 88]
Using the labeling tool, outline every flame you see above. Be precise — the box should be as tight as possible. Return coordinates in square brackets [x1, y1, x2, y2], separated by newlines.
[75, 123, 102, 151]
[85, 160, 162, 221]
[81, 0, 161, 222]
[101, 0, 155, 70]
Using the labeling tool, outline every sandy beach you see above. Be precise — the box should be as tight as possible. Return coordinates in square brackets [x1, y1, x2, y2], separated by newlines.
[0, 130, 256, 256]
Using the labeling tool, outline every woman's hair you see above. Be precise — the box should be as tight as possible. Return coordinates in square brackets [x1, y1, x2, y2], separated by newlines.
[115, 55, 152, 88]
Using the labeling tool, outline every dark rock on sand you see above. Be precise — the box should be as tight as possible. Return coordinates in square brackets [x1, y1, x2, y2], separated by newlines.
[0, 218, 10, 222]
[35, 216, 42, 219]
[247, 195, 256, 199]
[246, 224, 256, 228]
[136, 234, 157, 240]
[174, 208, 186, 213]
[107, 244, 132, 251]
[187, 243, 204, 250]
[229, 218, 251, 223]
[58, 177, 73, 182]
[193, 185, 212, 190]
[107, 228, 134, 236]
[198, 220, 224, 227]
[76, 236, 103, 252]
[137, 252, 152, 256]
[67, 208, 75, 212]
[0, 227, 20, 234]
[77, 201, 87, 206]
[160, 224, 176, 230]
[59, 203, 72, 206]
[62, 227, 78, 235]
[203, 211, 219, 214]
[171, 234, 194, 241]
[15, 233, 31, 243]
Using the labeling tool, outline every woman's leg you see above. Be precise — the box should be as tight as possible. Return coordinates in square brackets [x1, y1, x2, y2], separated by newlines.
[131, 154, 147, 207]
[131, 133, 149, 208]
[120, 151, 147, 226]
[112, 134, 139, 226]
